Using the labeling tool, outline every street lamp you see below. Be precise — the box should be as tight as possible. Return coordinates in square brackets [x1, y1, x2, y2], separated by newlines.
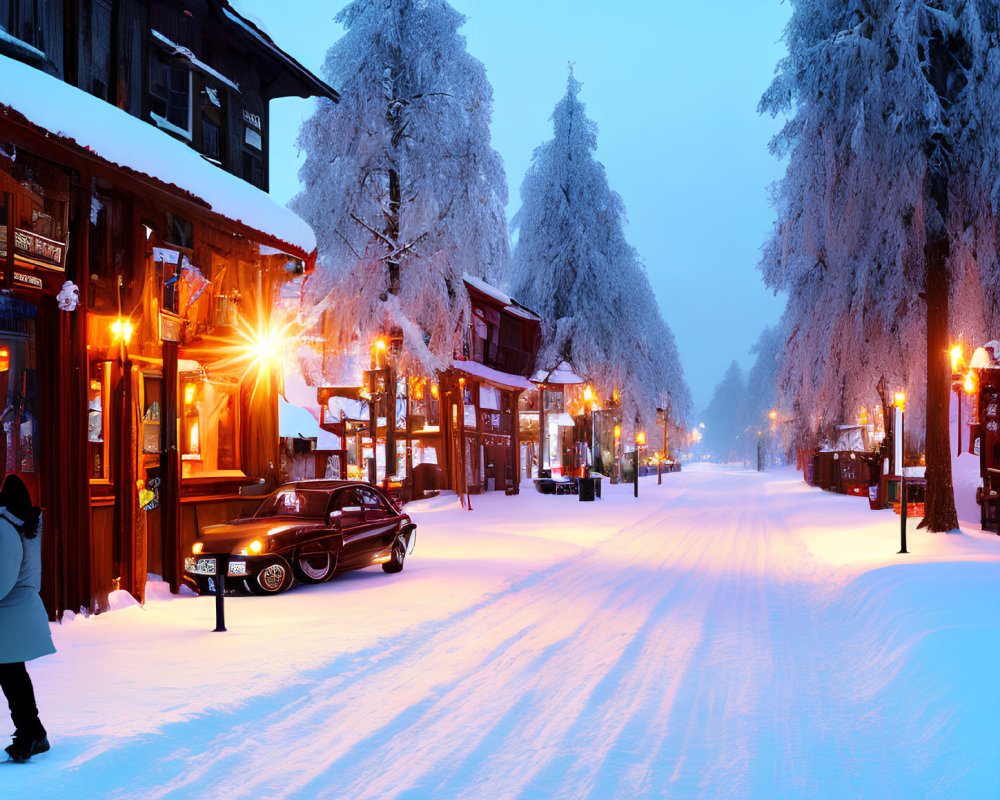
[583, 384, 596, 474]
[950, 344, 965, 456]
[894, 390, 908, 555]
[634, 430, 645, 498]
[656, 406, 668, 485]
[614, 424, 622, 484]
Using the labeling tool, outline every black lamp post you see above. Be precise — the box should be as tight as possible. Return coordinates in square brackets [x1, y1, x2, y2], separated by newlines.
[951, 345, 964, 456]
[895, 390, 908, 555]
[656, 407, 665, 485]
[634, 430, 645, 498]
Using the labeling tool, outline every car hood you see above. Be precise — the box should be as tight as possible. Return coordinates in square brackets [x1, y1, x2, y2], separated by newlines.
[198, 517, 325, 554]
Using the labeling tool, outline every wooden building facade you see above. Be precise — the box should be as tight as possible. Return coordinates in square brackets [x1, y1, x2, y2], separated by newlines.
[0, 0, 337, 616]
[440, 277, 541, 496]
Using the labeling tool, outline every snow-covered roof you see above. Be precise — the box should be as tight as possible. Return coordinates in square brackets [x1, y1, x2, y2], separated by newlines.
[503, 304, 540, 322]
[463, 273, 511, 305]
[220, 2, 338, 102]
[0, 54, 316, 256]
[451, 359, 535, 391]
[531, 361, 585, 386]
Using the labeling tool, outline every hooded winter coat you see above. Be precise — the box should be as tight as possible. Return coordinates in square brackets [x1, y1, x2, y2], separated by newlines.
[0, 508, 55, 663]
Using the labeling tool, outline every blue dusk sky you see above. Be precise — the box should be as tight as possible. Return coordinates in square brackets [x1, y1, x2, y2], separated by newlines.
[237, 0, 791, 412]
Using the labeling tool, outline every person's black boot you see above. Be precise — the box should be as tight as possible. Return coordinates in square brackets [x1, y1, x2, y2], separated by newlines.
[5, 729, 49, 763]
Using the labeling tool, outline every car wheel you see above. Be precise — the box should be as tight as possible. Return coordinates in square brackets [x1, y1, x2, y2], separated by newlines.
[294, 544, 336, 584]
[248, 557, 293, 595]
[382, 533, 406, 574]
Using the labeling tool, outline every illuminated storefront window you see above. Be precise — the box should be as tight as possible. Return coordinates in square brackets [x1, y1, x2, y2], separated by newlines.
[179, 368, 239, 477]
[88, 362, 111, 480]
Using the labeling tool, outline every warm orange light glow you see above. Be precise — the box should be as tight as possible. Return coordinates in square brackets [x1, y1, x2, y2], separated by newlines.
[583, 385, 594, 404]
[111, 317, 134, 344]
[894, 390, 906, 411]
[184, 383, 196, 405]
[430, 383, 440, 400]
[636, 431, 646, 446]
[614, 424, 621, 440]
[189, 422, 200, 454]
[612, 386, 620, 404]
[191, 542, 203, 555]
[248, 540, 263, 554]
[459, 377, 466, 387]
[372, 337, 387, 353]
[192, 307, 296, 404]
[950, 345, 963, 373]
[0, 348, 8, 372]
[965, 372, 977, 394]
[860, 407, 869, 425]
[768, 409, 777, 421]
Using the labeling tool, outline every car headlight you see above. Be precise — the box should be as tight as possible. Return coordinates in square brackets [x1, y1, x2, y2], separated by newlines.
[192, 542, 203, 555]
[239, 539, 264, 556]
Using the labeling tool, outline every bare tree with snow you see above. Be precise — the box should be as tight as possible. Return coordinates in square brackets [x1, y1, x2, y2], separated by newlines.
[291, 0, 511, 374]
[761, 0, 1000, 531]
[511, 69, 691, 433]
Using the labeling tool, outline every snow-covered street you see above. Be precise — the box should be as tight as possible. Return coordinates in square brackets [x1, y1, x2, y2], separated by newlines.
[7, 465, 1000, 799]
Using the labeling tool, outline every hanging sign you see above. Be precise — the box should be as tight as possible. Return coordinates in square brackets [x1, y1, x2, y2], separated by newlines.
[14, 229, 65, 270]
[12, 271, 43, 289]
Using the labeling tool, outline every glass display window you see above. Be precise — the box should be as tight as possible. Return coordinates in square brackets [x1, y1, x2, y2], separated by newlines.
[88, 361, 111, 480]
[179, 368, 240, 477]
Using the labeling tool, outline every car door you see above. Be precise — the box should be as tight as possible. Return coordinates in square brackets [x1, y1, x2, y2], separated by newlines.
[357, 487, 401, 559]
[330, 487, 370, 570]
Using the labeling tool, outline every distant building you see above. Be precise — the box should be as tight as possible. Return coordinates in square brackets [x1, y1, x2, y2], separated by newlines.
[0, 1, 337, 615]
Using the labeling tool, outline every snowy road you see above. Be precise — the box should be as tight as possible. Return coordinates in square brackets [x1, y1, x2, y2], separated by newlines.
[8, 466, 1000, 798]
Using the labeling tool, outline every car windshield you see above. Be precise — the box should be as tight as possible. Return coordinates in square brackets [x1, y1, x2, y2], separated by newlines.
[254, 489, 330, 519]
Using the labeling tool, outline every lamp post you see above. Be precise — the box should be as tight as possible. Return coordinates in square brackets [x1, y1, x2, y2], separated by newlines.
[895, 390, 908, 555]
[951, 345, 964, 456]
[656, 407, 665, 485]
[582, 384, 595, 475]
[634, 430, 645, 498]
[614, 424, 622, 485]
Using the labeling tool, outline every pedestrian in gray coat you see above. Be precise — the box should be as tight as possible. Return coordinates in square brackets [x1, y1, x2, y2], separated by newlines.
[0, 474, 54, 763]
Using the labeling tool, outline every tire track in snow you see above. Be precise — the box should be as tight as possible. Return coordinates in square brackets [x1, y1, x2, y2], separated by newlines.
[92, 487, 696, 800]
[50, 469, 950, 799]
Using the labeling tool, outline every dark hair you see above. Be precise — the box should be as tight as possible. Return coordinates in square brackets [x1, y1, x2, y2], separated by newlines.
[0, 474, 40, 538]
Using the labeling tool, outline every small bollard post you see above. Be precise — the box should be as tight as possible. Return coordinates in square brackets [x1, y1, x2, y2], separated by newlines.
[633, 451, 639, 498]
[213, 554, 228, 632]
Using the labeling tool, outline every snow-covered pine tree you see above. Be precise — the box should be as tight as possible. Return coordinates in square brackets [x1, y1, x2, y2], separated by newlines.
[760, 0, 1000, 531]
[511, 69, 691, 433]
[292, 0, 511, 374]
[700, 361, 751, 464]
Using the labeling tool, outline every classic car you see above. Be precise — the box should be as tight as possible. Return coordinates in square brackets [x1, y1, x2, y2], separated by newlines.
[183, 480, 417, 595]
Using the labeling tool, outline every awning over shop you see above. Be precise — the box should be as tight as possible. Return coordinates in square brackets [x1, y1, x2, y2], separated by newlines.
[531, 361, 585, 386]
[451, 359, 534, 391]
[0, 53, 316, 258]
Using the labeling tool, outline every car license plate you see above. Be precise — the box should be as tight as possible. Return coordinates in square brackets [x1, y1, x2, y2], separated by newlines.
[228, 561, 247, 576]
[186, 557, 217, 575]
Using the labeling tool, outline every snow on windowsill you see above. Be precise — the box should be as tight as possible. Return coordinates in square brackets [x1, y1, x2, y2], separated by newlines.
[0, 53, 316, 255]
[151, 30, 240, 92]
